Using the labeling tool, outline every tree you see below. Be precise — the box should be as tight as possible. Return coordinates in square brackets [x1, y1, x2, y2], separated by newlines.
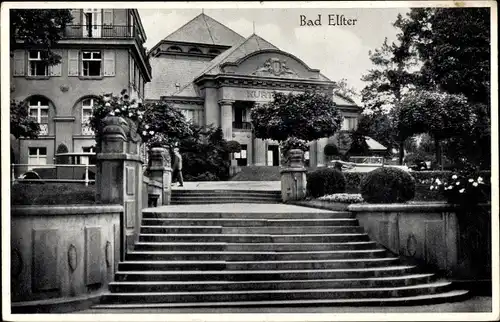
[10, 99, 40, 139]
[398, 90, 476, 167]
[360, 37, 417, 164]
[250, 91, 343, 144]
[10, 9, 73, 65]
[393, 8, 491, 169]
[333, 78, 358, 104]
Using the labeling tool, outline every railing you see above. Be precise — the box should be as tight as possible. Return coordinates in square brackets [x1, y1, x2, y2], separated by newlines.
[12, 164, 96, 186]
[233, 121, 252, 130]
[62, 25, 152, 75]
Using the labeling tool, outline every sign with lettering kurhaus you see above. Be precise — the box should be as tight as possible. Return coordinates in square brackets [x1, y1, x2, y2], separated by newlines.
[222, 88, 302, 102]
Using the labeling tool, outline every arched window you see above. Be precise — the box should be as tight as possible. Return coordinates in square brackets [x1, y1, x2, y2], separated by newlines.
[81, 98, 96, 135]
[167, 46, 183, 53]
[29, 97, 49, 135]
[208, 49, 221, 55]
[188, 47, 203, 54]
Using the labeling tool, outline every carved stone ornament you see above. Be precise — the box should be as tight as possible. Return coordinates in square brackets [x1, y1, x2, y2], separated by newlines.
[11, 248, 23, 278]
[68, 244, 78, 272]
[406, 234, 417, 257]
[60, 84, 69, 92]
[252, 58, 298, 78]
[105, 241, 112, 268]
[287, 149, 305, 168]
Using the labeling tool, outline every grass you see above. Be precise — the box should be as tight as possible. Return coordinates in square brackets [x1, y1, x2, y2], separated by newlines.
[11, 183, 96, 205]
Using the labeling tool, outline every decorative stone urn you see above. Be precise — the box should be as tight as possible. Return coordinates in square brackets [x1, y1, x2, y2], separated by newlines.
[280, 148, 307, 202]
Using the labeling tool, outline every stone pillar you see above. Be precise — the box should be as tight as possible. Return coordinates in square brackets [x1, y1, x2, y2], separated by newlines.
[147, 147, 172, 205]
[316, 137, 328, 167]
[219, 99, 234, 141]
[280, 149, 307, 202]
[309, 141, 317, 168]
[253, 137, 267, 166]
[96, 116, 143, 260]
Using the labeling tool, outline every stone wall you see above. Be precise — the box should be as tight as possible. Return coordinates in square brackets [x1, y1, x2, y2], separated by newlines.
[349, 202, 492, 293]
[10, 205, 122, 312]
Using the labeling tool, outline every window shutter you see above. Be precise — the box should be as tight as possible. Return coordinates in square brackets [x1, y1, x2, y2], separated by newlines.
[71, 9, 82, 27]
[103, 50, 115, 76]
[103, 9, 113, 27]
[13, 50, 25, 76]
[68, 49, 80, 76]
[49, 50, 62, 76]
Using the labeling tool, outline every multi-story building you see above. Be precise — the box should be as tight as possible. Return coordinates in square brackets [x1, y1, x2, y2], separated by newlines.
[10, 9, 151, 171]
[146, 13, 361, 167]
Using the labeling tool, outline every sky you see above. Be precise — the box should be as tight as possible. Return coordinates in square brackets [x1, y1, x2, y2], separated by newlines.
[137, 7, 409, 105]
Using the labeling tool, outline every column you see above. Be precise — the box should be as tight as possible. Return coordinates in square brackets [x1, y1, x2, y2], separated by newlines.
[97, 116, 143, 259]
[316, 137, 328, 167]
[253, 137, 267, 166]
[147, 147, 172, 205]
[219, 99, 234, 141]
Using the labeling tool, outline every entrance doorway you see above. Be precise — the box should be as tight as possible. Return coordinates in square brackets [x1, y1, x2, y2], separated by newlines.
[267, 145, 280, 166]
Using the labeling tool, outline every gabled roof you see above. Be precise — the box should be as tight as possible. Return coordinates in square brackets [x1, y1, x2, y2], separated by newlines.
[163, 13, 245, 46]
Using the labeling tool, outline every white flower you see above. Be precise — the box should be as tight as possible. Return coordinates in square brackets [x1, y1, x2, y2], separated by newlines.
[105, 102, 111, 107]
[452, 175, 458, 179]
[473, 182, 478, 187]
[435, 179, 442, 185]
[145, 125, 150, 129]
[478, 177, 483, 183]
[129, 112, 133, 117]
[142, 131, 147, 136]
[109, 111, 115, 116]
[448, 185, 453, 189]
[468, 178, 474, 182]
[459, 188, 465, 193]
[115, 109, 120, 113]
[139, 115, 143, 119]
[149, 130, 154, 135]
[430, 186, 434, 190]
[456, 181, 460, 186]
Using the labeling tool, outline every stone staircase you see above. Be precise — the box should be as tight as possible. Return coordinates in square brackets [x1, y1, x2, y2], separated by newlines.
[94, 206, 469, 309]
[170, 190, 282, 204]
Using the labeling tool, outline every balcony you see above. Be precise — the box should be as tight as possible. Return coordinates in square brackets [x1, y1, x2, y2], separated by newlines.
[233, 121, 252, 130]
[62, 25, 151, 75]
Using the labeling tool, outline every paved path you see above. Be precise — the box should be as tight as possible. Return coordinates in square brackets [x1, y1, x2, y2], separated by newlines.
[171, 181, 280, 191]
[145, 203, 334, 213]
[75, 296, 492, 314]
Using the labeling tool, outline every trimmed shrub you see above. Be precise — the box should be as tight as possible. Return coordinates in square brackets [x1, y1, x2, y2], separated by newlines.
[307, 168, 346, 198]
[360, 167, 416, 203]
[226, 140, 241, 153]
[324, 143, 340, 157]
[344, 172, 367, 193]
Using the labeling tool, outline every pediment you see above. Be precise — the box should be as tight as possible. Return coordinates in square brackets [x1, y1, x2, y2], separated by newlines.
[220, 50, 323, 80]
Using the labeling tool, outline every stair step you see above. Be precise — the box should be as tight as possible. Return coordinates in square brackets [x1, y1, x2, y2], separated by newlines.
[118, 258, 399, 271]
[171, 190, 281, 195]
[125, 249, 388, 261]
[100, 282, 453, 303]
[114, 265, 419, 281]
[93, 289, 470, 308]
[139, 226, 364, 234]
[171, 200, 282, 205]
[140, 218, 359, 227]
[142, 212, 353, 219]
[132, 241, 379, 251]
[109, 274, 435, 292]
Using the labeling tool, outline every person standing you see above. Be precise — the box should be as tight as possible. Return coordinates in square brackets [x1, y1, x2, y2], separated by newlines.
[172, 147, 184, 187]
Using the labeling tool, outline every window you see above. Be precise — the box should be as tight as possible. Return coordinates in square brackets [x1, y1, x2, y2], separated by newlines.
[29, 97, 49, 135]
[181, 110, 194, 122]
[81, 98, 95, 135]
[82, 51, 102, 76]
[81, 146, 96, 165]
[167, 46, 182, 53]
[28, 51, 48, 76]
[188, 47, 203, 54]
[28, 147, 47, 170]
[83, 9, 102, 38]
[342, 117, 358, 131]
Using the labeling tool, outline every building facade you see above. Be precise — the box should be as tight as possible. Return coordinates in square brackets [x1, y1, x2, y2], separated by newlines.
[11, 11, 360, 170]
[146, 13, 361, 167]
[10, 9, 151, 171]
